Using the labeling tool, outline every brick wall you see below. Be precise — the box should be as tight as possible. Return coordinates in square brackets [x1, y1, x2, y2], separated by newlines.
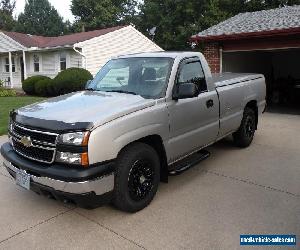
[203, 42, 220, 73]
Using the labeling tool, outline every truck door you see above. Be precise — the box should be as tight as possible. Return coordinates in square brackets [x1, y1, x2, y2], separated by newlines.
[167, 58, 219, 163]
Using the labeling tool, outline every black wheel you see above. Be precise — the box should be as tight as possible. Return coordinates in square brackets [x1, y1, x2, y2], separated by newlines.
[233, 107, 256, 148]
[113, 142, 160, 212]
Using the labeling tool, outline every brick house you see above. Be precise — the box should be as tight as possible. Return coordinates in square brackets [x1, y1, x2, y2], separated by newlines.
[191, 5, 300, 105]
[191, 5, 300, 104]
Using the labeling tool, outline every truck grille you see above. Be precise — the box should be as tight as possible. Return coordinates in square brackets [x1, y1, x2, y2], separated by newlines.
[9, 123, 58, 164]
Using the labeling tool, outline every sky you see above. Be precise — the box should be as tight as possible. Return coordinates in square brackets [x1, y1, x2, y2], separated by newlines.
[14, 0, 75, 22]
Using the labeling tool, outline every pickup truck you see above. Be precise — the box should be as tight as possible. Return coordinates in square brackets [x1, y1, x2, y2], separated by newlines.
[1, 52, 266, 212]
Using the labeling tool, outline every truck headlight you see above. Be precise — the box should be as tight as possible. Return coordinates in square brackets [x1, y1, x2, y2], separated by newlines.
[56, 152, 89, 166]
[57, 132, 90, 146]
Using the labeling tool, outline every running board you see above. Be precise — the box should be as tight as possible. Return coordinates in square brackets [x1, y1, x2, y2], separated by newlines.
[168, 150, 210, 176]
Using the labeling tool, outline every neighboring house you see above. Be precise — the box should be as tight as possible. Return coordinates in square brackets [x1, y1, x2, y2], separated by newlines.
[0, 25, 162, 88]
[191, 5, 300, 106]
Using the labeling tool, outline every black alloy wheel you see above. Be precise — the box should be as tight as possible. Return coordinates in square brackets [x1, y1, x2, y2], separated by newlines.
[128, 159, 155, 201]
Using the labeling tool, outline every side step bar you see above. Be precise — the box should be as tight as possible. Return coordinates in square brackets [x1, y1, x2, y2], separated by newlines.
[168, 150, 210, 176]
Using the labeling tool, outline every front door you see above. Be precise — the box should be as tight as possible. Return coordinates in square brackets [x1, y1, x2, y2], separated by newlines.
[20, 57, 24, 82]
[167, 58, 219, 162]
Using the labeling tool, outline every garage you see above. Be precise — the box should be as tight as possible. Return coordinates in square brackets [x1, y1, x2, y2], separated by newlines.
[191, 5, 300, 111]
[222, 48, 300, 107]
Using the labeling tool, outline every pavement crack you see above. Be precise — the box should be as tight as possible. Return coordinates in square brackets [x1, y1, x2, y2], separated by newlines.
[0, 172, 10, 179]
[205, 170, 300, 198]
[74, 210, 147, 250]
[0, 207, 75, 245]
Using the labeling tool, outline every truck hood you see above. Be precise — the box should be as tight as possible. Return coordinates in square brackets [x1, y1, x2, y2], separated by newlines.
[15, 91, 156, 131]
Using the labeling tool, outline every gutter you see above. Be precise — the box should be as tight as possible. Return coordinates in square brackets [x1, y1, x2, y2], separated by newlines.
[73, 45, 87, 69]
[191, 27, 300, 42]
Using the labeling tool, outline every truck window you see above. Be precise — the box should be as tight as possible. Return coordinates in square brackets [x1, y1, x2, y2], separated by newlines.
[90, 57, 174, 99]
[178, 61, 207, 92]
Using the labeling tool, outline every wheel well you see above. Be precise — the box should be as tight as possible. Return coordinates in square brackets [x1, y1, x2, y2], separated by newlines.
[245, 100, 258, 129]
[136, 135, 168, 183]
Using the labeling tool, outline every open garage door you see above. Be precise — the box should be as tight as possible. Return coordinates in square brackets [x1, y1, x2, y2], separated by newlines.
[222, 49, 300, 111]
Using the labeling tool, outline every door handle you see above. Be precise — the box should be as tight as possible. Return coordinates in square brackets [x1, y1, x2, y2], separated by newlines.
[206, 99, 214, 108]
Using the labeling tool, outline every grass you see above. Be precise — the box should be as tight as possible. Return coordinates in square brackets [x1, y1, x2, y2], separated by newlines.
[0, 96, 45, 136]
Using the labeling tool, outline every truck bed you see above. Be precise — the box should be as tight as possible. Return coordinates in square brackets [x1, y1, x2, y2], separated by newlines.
[209, 73, 264, 87]
[208, 72, 266, 139]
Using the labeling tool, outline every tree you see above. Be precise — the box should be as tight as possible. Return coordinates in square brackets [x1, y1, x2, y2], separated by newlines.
[134, 0, 230, 50]
[0, 0, 16, 31]
[71, 0, 138, 31]
[15, 0, 69, 36]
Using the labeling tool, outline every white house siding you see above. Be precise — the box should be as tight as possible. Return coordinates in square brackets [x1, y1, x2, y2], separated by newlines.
[26, 49, 79, 79]
[69, 50, 83, 68]
[75, 25, 163, 76]
[0, 33, 25, 53]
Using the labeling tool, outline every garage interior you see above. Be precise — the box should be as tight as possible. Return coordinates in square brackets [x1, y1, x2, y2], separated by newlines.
[222, 49, 300, 112]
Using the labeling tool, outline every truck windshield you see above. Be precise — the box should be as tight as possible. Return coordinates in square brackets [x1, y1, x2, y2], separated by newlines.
[89, 57, 174, 99]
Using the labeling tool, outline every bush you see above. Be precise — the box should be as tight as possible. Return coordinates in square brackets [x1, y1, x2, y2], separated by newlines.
[22, 75, 50, 95]
[0, 87, 17, 97]
[52, 68, 93, 95]
[35, 78, 54, 97]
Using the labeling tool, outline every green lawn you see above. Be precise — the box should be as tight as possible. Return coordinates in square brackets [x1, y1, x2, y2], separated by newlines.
[0, 96, 45, 136]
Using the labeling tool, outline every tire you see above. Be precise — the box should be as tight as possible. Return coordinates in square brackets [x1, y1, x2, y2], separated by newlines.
[113, 142, 160, 213]
[233, 107, 256, 148]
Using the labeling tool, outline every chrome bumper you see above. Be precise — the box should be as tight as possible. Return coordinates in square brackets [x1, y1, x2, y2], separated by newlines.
[2, 157, 114, 195]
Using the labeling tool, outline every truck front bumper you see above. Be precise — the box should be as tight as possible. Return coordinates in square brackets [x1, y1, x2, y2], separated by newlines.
[1, 142, 115, 208]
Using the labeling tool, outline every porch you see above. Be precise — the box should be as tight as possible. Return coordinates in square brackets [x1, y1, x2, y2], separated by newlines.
[0, 32, 28, 89]
[0, 51, 27, 89]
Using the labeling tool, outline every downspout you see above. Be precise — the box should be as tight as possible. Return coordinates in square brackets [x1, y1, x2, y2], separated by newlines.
[73, 45, 86, 69]
[219, 47, 223, 73]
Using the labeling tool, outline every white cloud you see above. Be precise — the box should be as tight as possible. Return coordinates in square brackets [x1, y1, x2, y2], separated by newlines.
[14, 0, 75, 22]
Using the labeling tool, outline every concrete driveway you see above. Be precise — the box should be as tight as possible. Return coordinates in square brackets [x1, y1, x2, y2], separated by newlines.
[0, 112, 299, 250]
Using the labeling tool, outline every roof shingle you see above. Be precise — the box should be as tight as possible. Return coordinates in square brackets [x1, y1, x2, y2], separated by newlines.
[196, 5, 300, 39]
[2, 26, 126, 48]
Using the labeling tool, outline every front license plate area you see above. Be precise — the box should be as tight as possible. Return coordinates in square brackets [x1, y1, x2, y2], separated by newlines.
[16, 169, 30, 190]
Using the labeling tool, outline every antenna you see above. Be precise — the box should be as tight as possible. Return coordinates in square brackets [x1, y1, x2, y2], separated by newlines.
[147, 27, 157, 41]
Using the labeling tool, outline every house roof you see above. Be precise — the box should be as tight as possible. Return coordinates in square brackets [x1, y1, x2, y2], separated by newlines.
[2, 26, 126, 48]
[192, 5, 300, 41]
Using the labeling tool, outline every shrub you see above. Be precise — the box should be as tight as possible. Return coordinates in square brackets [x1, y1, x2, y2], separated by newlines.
[46, 79, 56, 97]
[0, 87, 17, 97]
[52, 68, 93, 95]
[22, 75, 51, 95]
[35, 78, 54, 97]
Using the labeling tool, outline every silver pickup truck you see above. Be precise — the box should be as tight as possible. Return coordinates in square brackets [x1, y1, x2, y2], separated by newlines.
[1, 52, 266, 212]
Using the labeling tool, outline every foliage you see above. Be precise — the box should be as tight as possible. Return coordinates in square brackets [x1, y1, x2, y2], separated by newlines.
[0, 86, 16, 97]
[15, 0, 70, 36]
[35, 78, 54, 97]
[0, 96, 45, 135]
[22, 75, 51, 95]
[0, 0, 16, 31]
[52, 68, 93, 95]
[71, 0, 138, 31]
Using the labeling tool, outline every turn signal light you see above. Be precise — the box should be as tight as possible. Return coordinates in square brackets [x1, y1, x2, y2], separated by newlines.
[81, 152, 89, 167]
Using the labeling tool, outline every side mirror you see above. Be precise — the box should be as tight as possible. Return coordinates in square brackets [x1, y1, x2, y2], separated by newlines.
[85, 80, 92, 89]
[173, 82, 198, 100]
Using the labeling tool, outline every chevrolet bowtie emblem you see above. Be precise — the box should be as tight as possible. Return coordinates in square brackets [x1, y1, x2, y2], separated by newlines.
[20, 136, 32, 147]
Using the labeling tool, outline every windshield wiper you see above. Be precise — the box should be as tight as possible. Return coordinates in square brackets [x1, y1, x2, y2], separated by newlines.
[106, 90, 137, 95]
[85, 88, 95, 91]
